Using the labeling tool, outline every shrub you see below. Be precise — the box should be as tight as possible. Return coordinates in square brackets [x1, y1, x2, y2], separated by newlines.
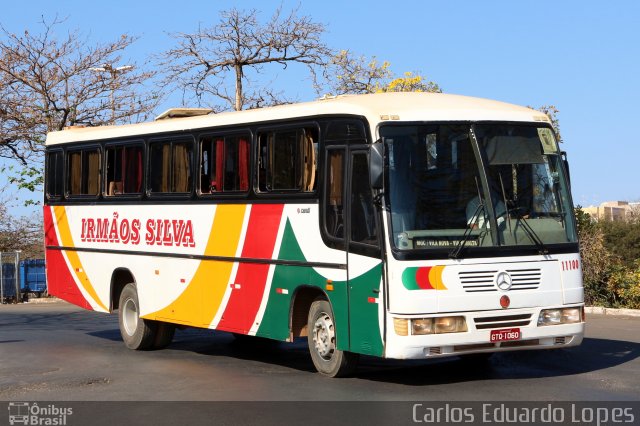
[606, 262, 640, 309]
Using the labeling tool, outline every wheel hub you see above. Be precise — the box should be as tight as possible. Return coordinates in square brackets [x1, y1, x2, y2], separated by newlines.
[122, 298, 138, 336]
[313, 312, 335, 360]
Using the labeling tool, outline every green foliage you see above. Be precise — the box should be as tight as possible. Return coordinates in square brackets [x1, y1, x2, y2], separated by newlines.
[576, 207, 614, 305]
[606, 262, 640, 309]
[598, 219, 640, 268]
[575, 205, 594, 234]
[1, 164, 44, 206]
[576, 206, 640, 308]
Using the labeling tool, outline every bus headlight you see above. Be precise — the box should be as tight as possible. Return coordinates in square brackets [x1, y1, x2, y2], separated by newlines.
[435, 316, 468, 334]
[538, 308, 582, 326]
[394, 316, 467, 335]
[412, 318, 434, 335]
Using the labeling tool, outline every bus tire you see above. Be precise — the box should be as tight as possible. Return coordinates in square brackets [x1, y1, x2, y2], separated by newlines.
[118, 283, 157, 350]
[307, 299, 358, 377]
[153, 322, 175, 349]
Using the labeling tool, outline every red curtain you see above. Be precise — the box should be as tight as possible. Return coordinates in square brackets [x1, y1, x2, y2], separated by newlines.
[239, 139, 249, 191]
[123, 147, 143, 193]
[215, 139, 225, 191]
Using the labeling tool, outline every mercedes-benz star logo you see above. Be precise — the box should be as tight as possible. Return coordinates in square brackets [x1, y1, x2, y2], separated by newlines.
[496, 271, 513, 291]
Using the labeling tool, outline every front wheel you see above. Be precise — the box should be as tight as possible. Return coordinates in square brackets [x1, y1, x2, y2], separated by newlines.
[307, 299, 358, 377]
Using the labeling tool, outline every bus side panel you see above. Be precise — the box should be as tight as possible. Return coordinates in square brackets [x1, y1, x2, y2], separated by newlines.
[347, 262, 384, 357]
[255, 219, 349, 347]
[43, 206, 98, 311]
[216, 204, 284, 334]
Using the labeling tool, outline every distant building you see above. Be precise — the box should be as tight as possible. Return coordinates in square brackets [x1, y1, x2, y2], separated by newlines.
[582, 201, 639, 221]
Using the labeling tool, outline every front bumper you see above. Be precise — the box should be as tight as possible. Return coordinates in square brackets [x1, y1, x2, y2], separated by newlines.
[384, 305, 584, 359]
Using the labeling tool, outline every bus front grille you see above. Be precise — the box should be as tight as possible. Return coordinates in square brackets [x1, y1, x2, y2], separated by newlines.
[459, 268, 542, 293]
[473, 314, 532, 330]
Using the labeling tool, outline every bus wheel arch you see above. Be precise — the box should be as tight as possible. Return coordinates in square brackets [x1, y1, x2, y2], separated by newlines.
[290, 286, 327, 338]
[110, 268, 136, 313]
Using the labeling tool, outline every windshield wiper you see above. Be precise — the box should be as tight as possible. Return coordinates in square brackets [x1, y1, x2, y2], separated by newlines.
[508, 205, 549, 255]
[496, 172, 548, 255]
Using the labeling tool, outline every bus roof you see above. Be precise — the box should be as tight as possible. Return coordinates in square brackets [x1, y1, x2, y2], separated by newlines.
[45, 92, 549, 146]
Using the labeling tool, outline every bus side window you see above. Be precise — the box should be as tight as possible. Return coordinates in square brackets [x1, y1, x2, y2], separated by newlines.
[350, 152, 378, 245]
[46, 150, 64, 199]
[257, 128, 317, 193]
[149, 140, 193, 194]
[199, 134, 250, 194]
[105, 145, 143, 196]
[67, 148, 101, 196]
[325, 149, 345, 239]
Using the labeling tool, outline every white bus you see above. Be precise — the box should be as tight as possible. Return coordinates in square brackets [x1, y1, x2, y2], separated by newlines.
[44, 92, 584, 377]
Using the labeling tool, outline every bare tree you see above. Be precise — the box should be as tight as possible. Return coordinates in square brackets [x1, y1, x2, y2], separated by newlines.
[322, 50, 394, 95]
[0, 17, 162, 198]
[160, 7, 330, 111]
[0, 195, 43, 259]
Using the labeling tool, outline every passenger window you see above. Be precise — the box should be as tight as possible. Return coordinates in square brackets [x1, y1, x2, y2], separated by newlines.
[325, 149, 345, 240]
[149, 140, 193, 193]
[257, 128, 317, 192]
[350, 152, 378, 245]
[199, 135, 250, 193]
[67, 148, 101, 196]
[46, 151, 64, 199]
[105, 145, 143, 196]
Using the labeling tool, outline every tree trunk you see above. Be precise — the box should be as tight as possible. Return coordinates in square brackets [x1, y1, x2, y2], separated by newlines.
[235, 63, 243, 111]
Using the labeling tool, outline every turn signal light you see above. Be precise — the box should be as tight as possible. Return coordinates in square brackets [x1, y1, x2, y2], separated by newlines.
[394, 318, 409, 336]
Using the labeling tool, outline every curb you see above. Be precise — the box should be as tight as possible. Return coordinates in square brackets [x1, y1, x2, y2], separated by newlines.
[25, 297, 63, 304]
[585, 306, 640, 317]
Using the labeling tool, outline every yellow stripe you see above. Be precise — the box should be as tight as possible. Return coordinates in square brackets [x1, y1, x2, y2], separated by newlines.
[146, 204, 247, 326]
[54, 206, 109, 312]
[428, 265, 448, 290]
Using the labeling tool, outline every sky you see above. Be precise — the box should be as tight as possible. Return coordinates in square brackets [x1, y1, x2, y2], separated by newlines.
[2, 0, 639, 215]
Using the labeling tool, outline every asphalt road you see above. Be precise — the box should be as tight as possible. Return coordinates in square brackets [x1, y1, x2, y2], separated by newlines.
[1, 301, 639, 402]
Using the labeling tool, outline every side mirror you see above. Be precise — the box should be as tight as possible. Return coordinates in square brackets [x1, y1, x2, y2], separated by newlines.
[369, 142, 384, 189]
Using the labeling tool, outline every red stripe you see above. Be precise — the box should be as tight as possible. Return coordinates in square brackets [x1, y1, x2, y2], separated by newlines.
[217, 204, 284, 333]
[43, 207, 92, 310]
[415, 266, 434, 290]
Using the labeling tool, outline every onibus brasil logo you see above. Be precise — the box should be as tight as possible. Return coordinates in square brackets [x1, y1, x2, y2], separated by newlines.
[8, 402, 72, 425]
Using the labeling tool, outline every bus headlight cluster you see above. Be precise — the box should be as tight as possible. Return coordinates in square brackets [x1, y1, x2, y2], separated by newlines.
[537, 307, 582, 326]
[394, 316, 467, 336]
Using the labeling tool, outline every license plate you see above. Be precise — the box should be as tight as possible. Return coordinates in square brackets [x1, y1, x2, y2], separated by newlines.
[490, 328, 521, 342]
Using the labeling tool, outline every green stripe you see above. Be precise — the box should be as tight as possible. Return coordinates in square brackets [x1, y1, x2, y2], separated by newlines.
[256, 220, 383, 357]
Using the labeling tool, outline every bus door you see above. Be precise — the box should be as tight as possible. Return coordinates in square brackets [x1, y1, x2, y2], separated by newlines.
[345, 149, 385, 356]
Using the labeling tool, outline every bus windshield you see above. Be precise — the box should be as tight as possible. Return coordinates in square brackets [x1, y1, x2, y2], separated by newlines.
[381, 123, 577, 252]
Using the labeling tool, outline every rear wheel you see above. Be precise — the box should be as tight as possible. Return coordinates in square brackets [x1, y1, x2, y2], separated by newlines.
[307, 299, 358, 377]
[118, 283, 174, 350]
[153, 322, 176, 349]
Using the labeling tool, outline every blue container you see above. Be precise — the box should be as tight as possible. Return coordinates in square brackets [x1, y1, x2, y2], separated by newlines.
[20, 259, 47, 294]
[1, 263, 18, 298]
